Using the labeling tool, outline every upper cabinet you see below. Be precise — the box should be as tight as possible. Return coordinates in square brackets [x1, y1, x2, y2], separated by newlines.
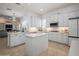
[58, 11, 77, 27]
[42, 12, 59, 27]
[42, 4, 79, 27]
[68, 11, 77, 18]
[30, 16, 42, 27]
[58, 13, 64, 27]
[47, 14, 58, 23]
[41, 19, 47, 27]
[46, 11, 78, 27]
[58, 13, 70, 27]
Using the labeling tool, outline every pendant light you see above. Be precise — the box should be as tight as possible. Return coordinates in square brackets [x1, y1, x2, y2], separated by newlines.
[12, 13, 16, 22]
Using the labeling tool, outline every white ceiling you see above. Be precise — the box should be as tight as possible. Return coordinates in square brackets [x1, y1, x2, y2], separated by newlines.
[24, 3, 75, 15]
[0, 3, 77, 17]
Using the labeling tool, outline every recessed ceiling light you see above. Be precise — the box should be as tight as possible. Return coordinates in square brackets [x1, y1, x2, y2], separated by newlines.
[40, 9, 43, 11]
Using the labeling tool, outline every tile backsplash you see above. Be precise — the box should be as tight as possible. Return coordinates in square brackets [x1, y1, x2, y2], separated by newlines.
[27, 27, 69, 33]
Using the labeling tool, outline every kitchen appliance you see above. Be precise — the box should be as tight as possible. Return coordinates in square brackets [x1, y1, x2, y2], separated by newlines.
[5, 24, 13, 32]
[68, 17, 79, 46]
[50, 22, 58, 27]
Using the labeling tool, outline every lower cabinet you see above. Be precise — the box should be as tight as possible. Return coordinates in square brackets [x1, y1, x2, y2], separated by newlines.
[48, 32, 68, 44]
[8, 32, 26, 47]
[60, 33, 69, 44]
[48, 32, 60, 42]
[68, 37, 78, 46]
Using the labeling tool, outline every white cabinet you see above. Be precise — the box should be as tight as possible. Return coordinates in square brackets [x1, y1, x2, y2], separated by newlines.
[58, 13, 69, 27]
[48, 32, 53, 40]
[31, 18, 46, 27]
[68, 37, 79, 46]
[30, 16, 42, 27]
[69, 19, 77, 36]
[68, 37, 76, 46]
[63, 13, 69, 27]
[8, 32, 26, 47]
[44, 14, 58, 27]
[37, 19, 41, 27]
[58, 14, 64, 27]
[31, 16, 36, 27]
[48, 32, 60, 42]
[77, 19, 79, 36]
[60, 33, 68, 44]
[68, 12, 77, 18]
[48, 32, 68, 44]
[58, 11, 78, 27]
[76, 11, 79, 17]
[41, 19, 47, 27]
[48, 14, 58, 23]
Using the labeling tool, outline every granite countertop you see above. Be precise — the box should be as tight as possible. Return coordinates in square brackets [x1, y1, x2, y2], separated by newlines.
[26, 33, 47, 37]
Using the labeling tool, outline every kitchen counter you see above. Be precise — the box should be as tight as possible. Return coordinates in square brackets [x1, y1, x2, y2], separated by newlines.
[68, 39, 79, 56]
[25, 33, 48, 56]
[26, 33, 47, 37]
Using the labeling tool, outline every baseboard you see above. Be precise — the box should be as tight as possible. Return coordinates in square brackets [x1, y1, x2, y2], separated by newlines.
[8, 43, 25, 48]
[48, 40, 69, 46]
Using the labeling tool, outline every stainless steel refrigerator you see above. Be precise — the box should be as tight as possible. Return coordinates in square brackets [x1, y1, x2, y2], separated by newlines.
[68, 17, 79, 46]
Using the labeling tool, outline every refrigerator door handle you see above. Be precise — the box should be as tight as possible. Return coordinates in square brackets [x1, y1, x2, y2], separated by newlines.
[68, 36, 79, 38]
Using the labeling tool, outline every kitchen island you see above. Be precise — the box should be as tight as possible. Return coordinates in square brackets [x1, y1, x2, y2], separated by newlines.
[8, 32, 26, 47]
[25, 33, 48, 56]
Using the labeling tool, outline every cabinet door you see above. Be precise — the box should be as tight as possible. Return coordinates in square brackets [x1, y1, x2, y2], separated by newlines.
[69, 20, 77, 36]
[68, 37, 78, 46]
[77, 20, 79, 37]
[30, 16, 35, 27]
[30, 16, 42, 27]
[60, 33, 68, 44]
[68, 12, 77, 18]
[76, 11, 79, 17]
[10, 33, 25, 47]
[41, 19, 46, 27]
[49, 32, 60, 42]
[50, 14, 58, 23]
[31, 17, 35, 27]
[48, 32, 53, 40]
[48, 32, 55, 41]
[58, 14, 64, 27]
[10, 34, 17, 46]
[54, 32, 60, 42]
[63, 13, 69, 27]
